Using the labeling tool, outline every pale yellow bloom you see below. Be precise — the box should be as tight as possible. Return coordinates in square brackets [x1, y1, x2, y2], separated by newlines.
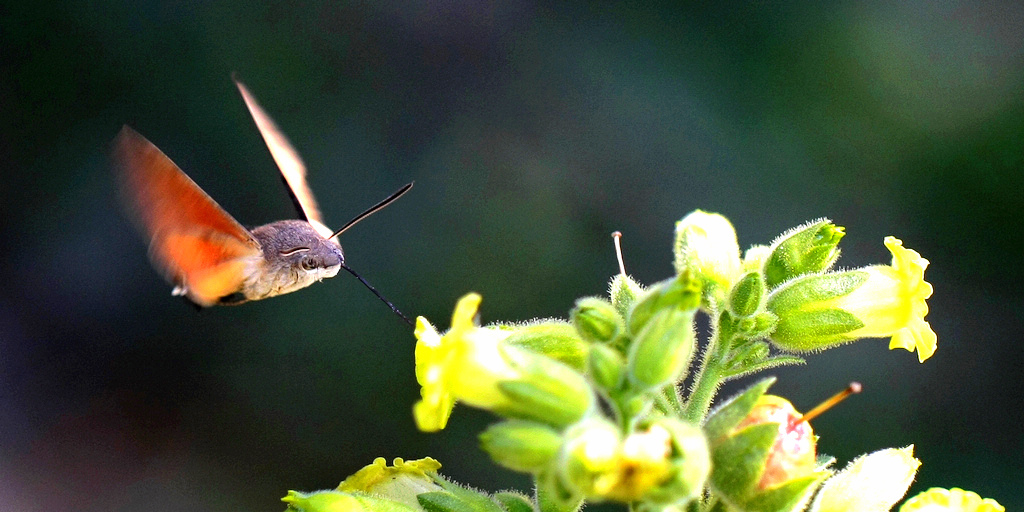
[811, 446, 920, 512]
[833, 237, 936, 362]
[674, 210, 742, 305]
[899, 487, 1004, 512]
[413, 293, 515, 431]
[563, 421, 674, 503]
[339, 457, 444, 506]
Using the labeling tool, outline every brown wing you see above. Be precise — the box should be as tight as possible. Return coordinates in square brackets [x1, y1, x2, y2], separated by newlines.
[112, 126, 262, 306]
[233, 77, 336, 242]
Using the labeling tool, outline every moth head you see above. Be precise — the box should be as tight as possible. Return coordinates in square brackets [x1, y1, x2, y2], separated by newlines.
[252, 220, 344, 280]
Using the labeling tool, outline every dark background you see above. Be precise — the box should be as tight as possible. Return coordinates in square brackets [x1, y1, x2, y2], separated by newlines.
[2, 1, 1022, 510]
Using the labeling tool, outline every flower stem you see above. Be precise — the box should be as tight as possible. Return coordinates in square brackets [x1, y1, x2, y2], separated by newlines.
[682, 313, 733, 422]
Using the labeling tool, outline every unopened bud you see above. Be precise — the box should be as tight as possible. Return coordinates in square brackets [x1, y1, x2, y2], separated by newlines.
[763, 219, 844, 288]
[480, 420, 563, 473]
[571, 297, 624, 344]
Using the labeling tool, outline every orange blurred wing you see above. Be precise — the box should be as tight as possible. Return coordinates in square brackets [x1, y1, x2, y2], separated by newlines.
[233, 77, 336, 241]
[112, 126, 262, 306]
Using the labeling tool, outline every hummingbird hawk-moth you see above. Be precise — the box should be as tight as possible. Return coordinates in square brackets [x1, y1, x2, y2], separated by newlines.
[113, 77, 412, 312]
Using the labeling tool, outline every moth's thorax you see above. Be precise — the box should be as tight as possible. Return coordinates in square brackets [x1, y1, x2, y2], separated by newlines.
[242, 219, 344, 300]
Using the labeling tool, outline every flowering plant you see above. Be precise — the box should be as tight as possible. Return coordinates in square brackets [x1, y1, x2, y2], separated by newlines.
[282, 211, 1001, 512]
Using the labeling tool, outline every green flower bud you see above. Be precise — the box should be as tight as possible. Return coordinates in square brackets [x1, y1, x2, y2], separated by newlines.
[479, 420, 563, 473]
[705, 381, 830, 511]
[811, 446, 920, 512]
[504, 321, 588, 371]
[588, 343, 625, 393]
[626, 274, 702, 335]
[282, 490, 421, 512]
[628, 307, 697, 390]
[674, 210, 742, 308]
[495, 343, 595, 428]
[764, 219, 844, 288]
[609, 273, 645, 320]
[571, 297, 624, 344]
[729, 271, 766, 318]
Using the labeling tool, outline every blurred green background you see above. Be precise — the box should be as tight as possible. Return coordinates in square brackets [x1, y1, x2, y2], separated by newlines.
[2, 1, 1022, 510]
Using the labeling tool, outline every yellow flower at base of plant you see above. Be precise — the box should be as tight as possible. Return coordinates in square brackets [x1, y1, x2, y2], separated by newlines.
[414, 293, 516, 432]
[837, 237, 936, 362]
[338, 457, 445, 506]
[810, 446, 920, 512]
[899, 488, 1004, 512]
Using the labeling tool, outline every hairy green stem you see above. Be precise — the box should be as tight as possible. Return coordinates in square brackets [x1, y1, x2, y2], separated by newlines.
[682, 313, 734, 422]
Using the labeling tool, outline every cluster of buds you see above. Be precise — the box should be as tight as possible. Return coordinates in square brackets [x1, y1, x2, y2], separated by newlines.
[281, 211, 1005, 512]
[412, 288, 711, 508]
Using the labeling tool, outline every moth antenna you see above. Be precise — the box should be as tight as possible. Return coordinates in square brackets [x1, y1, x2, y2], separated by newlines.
[330, 182, 414, 240]
[341, 263, 414, 327]
[612, 231, 627, 276]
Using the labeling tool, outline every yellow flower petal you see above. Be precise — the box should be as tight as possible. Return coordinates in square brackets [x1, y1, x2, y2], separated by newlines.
[812, 446, 920, 512]
[838, 237, 937, 362]
[412, 293, 516, 432]
[899, 487, 1004, 512]
[338, 457, 444, 507]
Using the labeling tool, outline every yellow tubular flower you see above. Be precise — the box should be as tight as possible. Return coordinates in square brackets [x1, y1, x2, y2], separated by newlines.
[899, 487, 1004, 512]
[837, 237, 936, 362]
[414, 293, 516, 432]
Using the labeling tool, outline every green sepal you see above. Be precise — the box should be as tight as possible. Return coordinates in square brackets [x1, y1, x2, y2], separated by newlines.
[282, 490, 421, 512]
[703, 377, 776, 441]
[494, 344, 594, 427]
[418, 491, 503, 512]
[729, 271, 766, 318]
[609, 273, 645, 320]
[505, 322, 588, 371]
[709, 422, 778, 501]
[536, 470, 584, 512]
[418, 478, 507, 512]
[588, 343, 625, 393]
[479, 420, 563, 473]
[627, 307, 697, 390]
[766, 272, 866, 314]
[741, 470, 831, 512]
[763, 219, 845, 289]
[571, 297, 624, 344]
[769, 309, 863, 352]
[492, 492, 536, 512]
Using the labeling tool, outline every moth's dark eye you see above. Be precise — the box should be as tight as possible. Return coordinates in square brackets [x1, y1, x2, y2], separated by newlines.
[301, 257, 318, 270]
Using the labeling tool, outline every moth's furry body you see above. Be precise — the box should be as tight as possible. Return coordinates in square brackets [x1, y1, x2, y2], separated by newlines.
[114, 78, 406, 308]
